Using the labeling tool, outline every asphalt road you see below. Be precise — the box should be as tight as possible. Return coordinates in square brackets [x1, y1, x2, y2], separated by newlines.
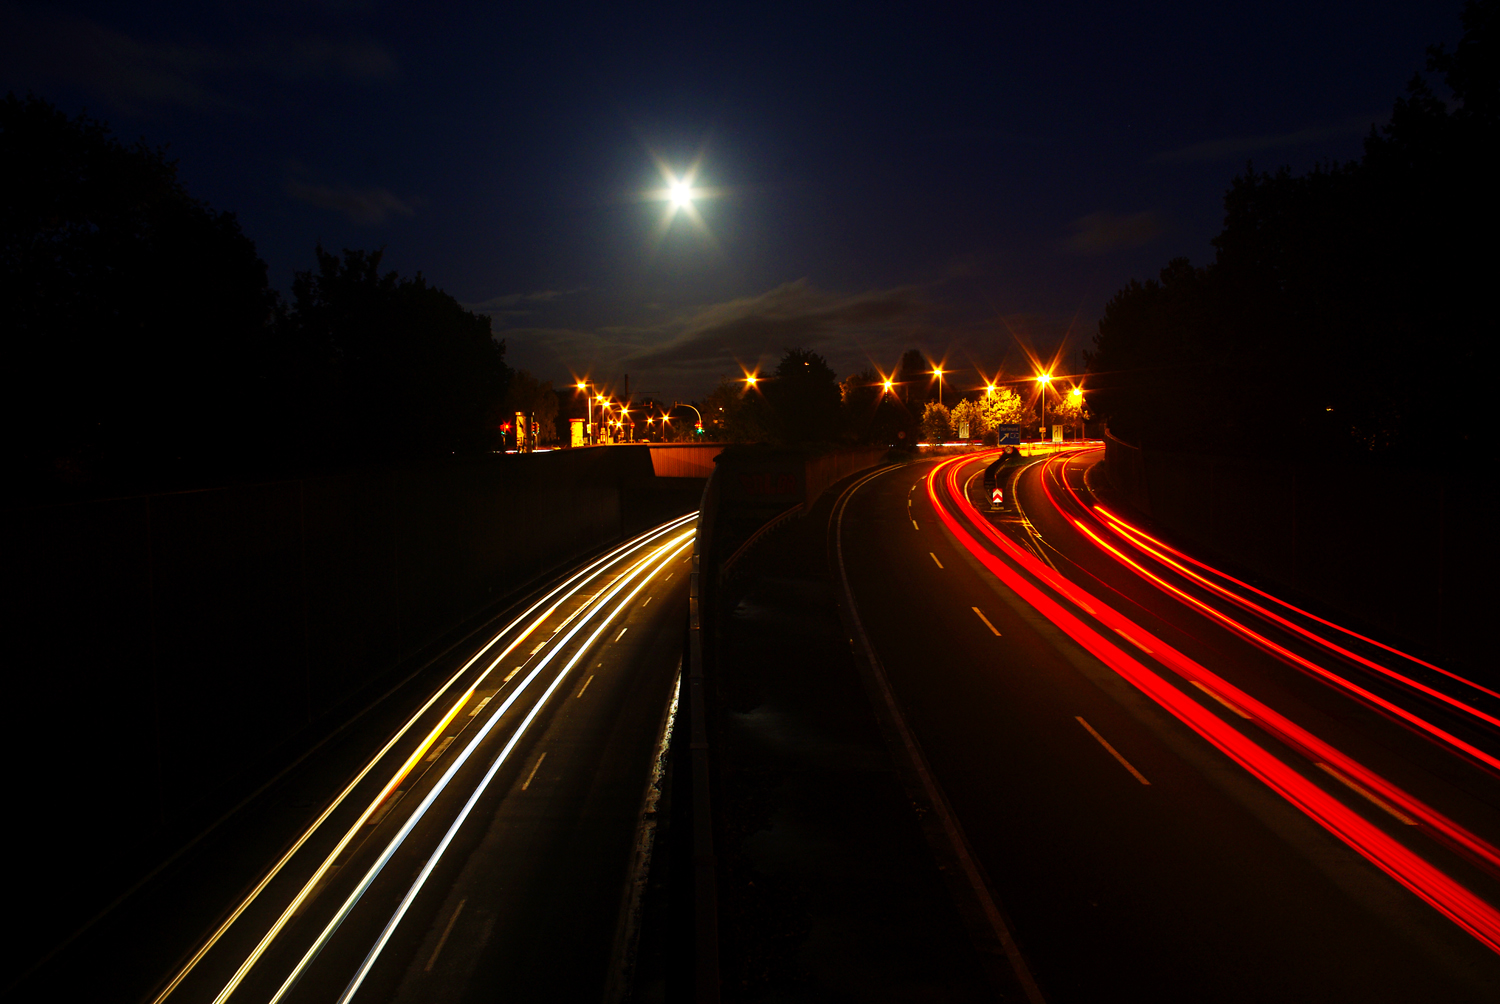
[130, 513, 694, 1004]
[836, 449, 1500, 1002]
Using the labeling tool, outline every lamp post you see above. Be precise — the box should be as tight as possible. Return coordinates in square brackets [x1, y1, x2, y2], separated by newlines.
[1069, 386, 1083, 440]
[576, 381, 598, 444]
[675, 401, 704, 437]
[1036, 373, 1052, 441]
[933, 366, 945, 407]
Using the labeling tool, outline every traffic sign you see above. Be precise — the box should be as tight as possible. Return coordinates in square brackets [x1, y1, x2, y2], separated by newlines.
[996, 424, 1021, 445]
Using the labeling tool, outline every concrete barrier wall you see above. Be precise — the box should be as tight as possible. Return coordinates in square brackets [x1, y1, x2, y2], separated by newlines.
[1, 447, 689, 880]
[1103, 432, 1488, 674]
[804, 448, 890, 510]
[648, 444, 725, 478]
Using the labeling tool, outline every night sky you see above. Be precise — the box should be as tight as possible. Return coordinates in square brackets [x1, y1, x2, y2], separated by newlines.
[0, 1, 1461, 401]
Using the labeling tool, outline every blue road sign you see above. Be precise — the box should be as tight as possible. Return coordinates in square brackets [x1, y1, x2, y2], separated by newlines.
[996, 424, 1021, 445]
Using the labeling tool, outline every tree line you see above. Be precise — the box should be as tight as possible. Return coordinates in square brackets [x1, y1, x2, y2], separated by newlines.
[1086, 0, 1494, 464]
[1, 93, 513, 502]
[698, 347, 1048, 448]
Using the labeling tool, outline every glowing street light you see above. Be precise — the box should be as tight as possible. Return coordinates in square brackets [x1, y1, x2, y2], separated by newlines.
[576, 380, 600, 444]
[933, 366, 945, 407]
[670, 179, 693, 208]
[1036, 373, 1053, 440]
[744, 373, 758, 389]
[883, 378, 895, 395]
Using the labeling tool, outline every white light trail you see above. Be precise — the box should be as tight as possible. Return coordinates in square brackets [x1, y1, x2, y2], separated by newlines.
[267, 530, 693, 1003]
[189, 513, 696, 1004]
[334, 536, 694, 1003]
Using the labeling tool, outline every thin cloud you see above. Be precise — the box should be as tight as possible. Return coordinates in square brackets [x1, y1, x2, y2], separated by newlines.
[1152, 116, 1376, 164]
[625, 279, 929, 369]
[0, 4, 397, 113]
[464, 288, 587, 318]
[286, 180, 415, 225]
[1062, 211, 1161, 255]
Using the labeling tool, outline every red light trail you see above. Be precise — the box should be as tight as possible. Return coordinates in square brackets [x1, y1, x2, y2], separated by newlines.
[926, 451, 1500, 953]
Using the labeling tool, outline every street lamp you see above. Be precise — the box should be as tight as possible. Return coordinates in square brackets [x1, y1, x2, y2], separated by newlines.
[1036, 373, 1052, 441]
[576, 380, 598, 444]
[932, 366, 945, 407]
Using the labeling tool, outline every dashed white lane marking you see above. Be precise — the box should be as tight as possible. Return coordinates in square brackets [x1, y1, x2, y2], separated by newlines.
[1112, 626, 1152, 654]
[930, 552, 944, 569]
[1076, 716, 1150, 785]
[368, 792, 403, 826]
[1315, 763, 1417, 824]
[425, 899, 466, 972]
[616, 627, 628, 641]
[521, 752, 547, 791]
[467, 696, 491, 717]
[425, 736, 457, 762]
[642, 595, 652, 607]
[552, 606, 582, 633]
[912, 519, 919, 530]
[530, 642, 546, 655]
[971, 607, 1001, 636]
[576, 675, 595, 698]
[502, 667, 522, 683]
[1191, 680, 1251, 719]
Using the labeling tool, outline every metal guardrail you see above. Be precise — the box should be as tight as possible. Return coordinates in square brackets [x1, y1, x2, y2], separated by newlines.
[686, 465, 721, 1004]
[717, 503, 804, 583]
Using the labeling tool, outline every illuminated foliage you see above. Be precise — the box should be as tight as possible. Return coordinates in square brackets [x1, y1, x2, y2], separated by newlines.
[920, 401, 953, 443]
[949, 398, 983, 438]
[1049, 392, 1091, 433]
[980, 388, 1029, 431]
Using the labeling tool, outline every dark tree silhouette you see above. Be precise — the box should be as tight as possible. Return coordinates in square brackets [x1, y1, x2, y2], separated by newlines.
[1, 93, 278, 494]
[1087, 1, 1495, 462]
[761, 348, 842, 444]
[288, 246, 511, 461]
[896, 348, 931, 404]
[842, 368, 918, 444]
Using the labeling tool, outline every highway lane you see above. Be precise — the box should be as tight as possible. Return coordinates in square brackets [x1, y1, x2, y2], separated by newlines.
[835, 453, 1500, 1002]
[146, 513, 694, 1004]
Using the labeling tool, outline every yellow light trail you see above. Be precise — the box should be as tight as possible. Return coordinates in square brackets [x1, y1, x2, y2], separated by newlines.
[270, 529, 694, 1004]
[153, 513, 696, 1004]
[331, 535, 695, 1003]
